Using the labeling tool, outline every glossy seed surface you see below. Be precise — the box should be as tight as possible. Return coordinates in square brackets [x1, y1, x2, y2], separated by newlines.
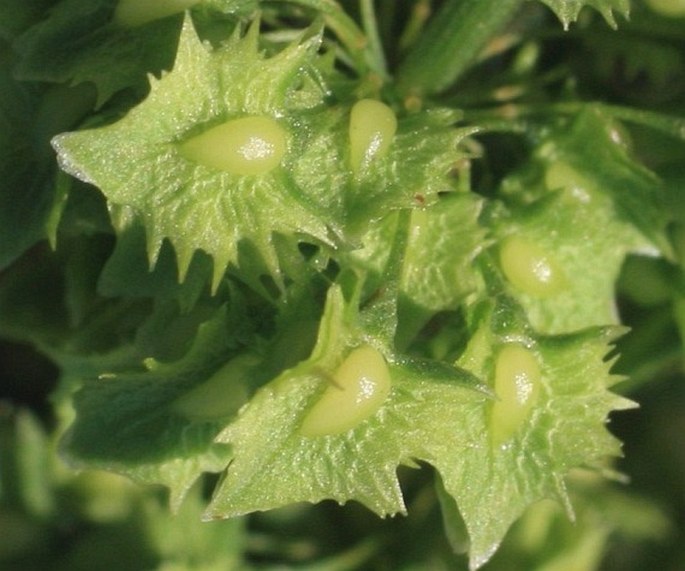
[490, 344, 541, 447]
[300, 345, 392, 437]
[179, 116, 287, 175]
[348, 99, 397, 174]
[499, 235, 565, 297]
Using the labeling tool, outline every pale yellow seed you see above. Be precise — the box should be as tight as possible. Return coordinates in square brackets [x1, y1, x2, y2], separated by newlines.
[544, 162, 593, 203]
[114, 0, 200, 28]
[490, 344, 541, 447]
[300, 345, 392, 437]
[171, 354, 258, 420]
[348, 99, 397, 174]
[179, 116, 287, 175]
[499, 235, 565, 297]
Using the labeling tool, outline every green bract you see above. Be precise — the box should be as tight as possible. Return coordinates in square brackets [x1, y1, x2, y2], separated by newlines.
[540, 0, 630, 28]
[53, 17, 470, 289]
[2, 1, 681, 569]
[53, 18, 332, 289]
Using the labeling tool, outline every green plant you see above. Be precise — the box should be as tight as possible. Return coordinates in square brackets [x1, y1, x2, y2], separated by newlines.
[1, 1, 683, 569]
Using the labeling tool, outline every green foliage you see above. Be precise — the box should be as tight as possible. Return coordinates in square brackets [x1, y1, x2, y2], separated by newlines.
[1, 0, 683, 570]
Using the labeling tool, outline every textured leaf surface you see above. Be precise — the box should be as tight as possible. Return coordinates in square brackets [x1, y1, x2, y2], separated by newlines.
[205, 285, 486, 518]
[493, 189, 648, 334]
[204, 286, 631, 569]
[540, 107, 670, 255]
[54, 19, 469, 287]
[493, 107, 667, 334]
[349, 193, 487, 346]
[446, 296, 633, 568]
[52, 19, 336, 288]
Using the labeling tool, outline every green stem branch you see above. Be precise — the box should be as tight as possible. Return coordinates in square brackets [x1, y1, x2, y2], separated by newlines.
[282, 0, 369, 73]
[396, 0, 524, 96]
[359, 0, 388, 80]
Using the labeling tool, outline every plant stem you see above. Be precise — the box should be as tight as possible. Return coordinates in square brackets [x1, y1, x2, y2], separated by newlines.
[396, 0, 524, 96]
[359, 0, 388, 80]
[463, 101, 685, 141]
[284, 0, 369, 73]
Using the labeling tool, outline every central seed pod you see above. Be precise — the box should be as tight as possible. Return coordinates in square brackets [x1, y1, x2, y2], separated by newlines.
[171, 354, 258, 420]
[499, 235, 565, 297]
[348, 99, 397, 174]
[490, 344, 542, 448]
[300, 345, 392, 437]
[179, 116, 287, 175]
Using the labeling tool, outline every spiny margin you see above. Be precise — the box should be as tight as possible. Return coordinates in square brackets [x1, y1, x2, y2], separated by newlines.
[52, 16, 333, 291]
[449, 297, 634, 569]
[539, 0, 630, 29]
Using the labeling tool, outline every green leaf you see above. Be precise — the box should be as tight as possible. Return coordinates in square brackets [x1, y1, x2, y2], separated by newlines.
[480, 472, 671, 571]
[204, 285, 486, 520]
[202, 285, 630, 569]
[539, 0, 630, 28]
[349, 193, 487, 347]
[14, 0, 182, 106]
[53, 18, 334, 289]
[492, 187, 649, 334]
[97, 221, 214, 311]
[1, 31, 97, 269]
[489, 107, 671, 334]
[0, 50, 52, 269]
[54, 18, 471, 289]
[447, 297, 633, 569]
[61, 306, 244, 509]
[398, 193, 486, 344]
[0, 0, 55, 41]
[538, 107, 670, 256]
[291, 107, 473, 240]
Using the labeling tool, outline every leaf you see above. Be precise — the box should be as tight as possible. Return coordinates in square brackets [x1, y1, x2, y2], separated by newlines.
[14, 0, 182, 107]
[446, 297, 633, 569]
[398, 193, 486, 345]
[0, 49, 53, 269]
[539, 107, 670, 256]
[53, 18, 334, 289]
[290, 106, 474, 239]
[476, 472, 671, 571]
[204, 286, 630, 569]
[204, 285, 486, 520]
[97, 221, 214, 311]
[54, 18, 470, 289]
[539, 0, 630, 28]
[349, 193, 487, 347]
[60, 306, 245, 509]
[492, 188, 649, 334]
[491, 106, 671, 334]
[0, 0, 55, 41]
